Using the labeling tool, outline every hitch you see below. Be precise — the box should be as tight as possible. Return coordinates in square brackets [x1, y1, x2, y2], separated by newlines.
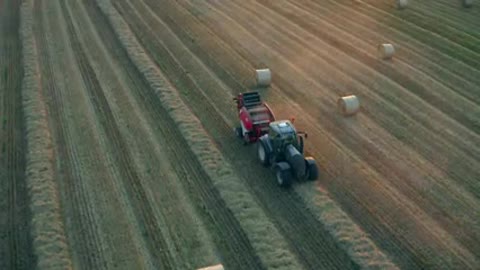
[298, 131, 308, 139]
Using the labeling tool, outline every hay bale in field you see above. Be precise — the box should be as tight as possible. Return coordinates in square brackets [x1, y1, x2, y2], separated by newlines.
[197, 264, 224, 270]
[462, 0, 473, 8]
[338, 95, 360, 116]
[396, 0, 408, 9]
[255, 68, 271, 87]
[378, 43, 395, 60]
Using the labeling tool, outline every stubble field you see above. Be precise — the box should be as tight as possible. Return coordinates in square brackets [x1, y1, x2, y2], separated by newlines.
[2, 0, 480, 269]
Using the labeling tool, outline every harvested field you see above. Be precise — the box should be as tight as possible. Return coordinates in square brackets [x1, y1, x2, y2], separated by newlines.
[3, 0, 479, 269]
[0, 0, 34, 269]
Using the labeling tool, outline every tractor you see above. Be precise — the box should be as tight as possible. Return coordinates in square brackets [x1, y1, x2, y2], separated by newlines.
[257, 120, 319, 187]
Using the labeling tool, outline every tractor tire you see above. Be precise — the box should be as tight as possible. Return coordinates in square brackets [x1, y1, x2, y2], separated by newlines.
[275, 163, 292, 188]
[235, 126, 243, 139]
[305, 157, 319, 181]
[257, 140, 271, 166]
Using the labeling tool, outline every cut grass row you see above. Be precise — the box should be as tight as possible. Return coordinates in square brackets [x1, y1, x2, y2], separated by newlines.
[19, 0, 72, 268]
[97, 0, 304, 268]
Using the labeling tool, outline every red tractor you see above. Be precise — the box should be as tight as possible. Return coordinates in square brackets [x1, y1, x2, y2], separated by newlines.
[234, 91, 276, 144]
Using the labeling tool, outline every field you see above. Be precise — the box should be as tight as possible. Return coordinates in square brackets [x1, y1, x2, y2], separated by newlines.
[2, 0, 480, 269]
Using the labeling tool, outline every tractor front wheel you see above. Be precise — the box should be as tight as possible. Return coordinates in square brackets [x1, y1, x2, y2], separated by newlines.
[275, 164, 292, 187]
[258, 140, 271, 166]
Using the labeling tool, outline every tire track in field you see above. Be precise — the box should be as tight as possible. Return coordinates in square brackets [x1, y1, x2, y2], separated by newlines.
[0, 0, 34, 269]
[120, 0, 360, 268]
[150, 1, 480, 269]
[57, 1, 178, 268]
[34, 0, 109, 268]
[77, 0, 265, 268]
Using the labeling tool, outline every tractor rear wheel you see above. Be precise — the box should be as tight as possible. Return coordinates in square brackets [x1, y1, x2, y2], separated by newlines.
[305, 157, 319, 181]
[275, 164, 292, 187]
[258, 140, 271, 166]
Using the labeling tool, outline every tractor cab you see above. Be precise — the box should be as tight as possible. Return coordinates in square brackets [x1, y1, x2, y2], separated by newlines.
[268, 120, 305, 156]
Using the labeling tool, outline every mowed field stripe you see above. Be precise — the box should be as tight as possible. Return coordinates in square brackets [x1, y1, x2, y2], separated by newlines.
[144, 0, 472, 269]
[57, 0, 182, 268]
[287, 0, 480, 109]
[435, 0, 480, 19]
[20, 0, 72, 268]
[73, 0, 219, 267]
[93, 0, 290, 268]
[131, 0, 363, 268]
[359, 0, 480, 53]
[344, 0, 480, 71]
[250, 1, 480, 138]
[252, 0, 480, 201]
[34, 0, 122, 268]
[273, 0, 480, 175]
[0, 0, 34, 269]
[168, 0, 480, 269]
[214, 0, 480, 250]
[114, 0, 341, 268]
[408, 1, 480, 32]
[247, 0, 480, 252]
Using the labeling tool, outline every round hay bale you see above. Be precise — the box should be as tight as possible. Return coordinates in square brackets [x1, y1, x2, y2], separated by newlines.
[463, 0, 473, 8]
[197, 264, 224, 270]
[337, 95, 360, 116]
[396, 0, 408, 9]
[256, 68, 271, 87]
[378, 43, 395, 60]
